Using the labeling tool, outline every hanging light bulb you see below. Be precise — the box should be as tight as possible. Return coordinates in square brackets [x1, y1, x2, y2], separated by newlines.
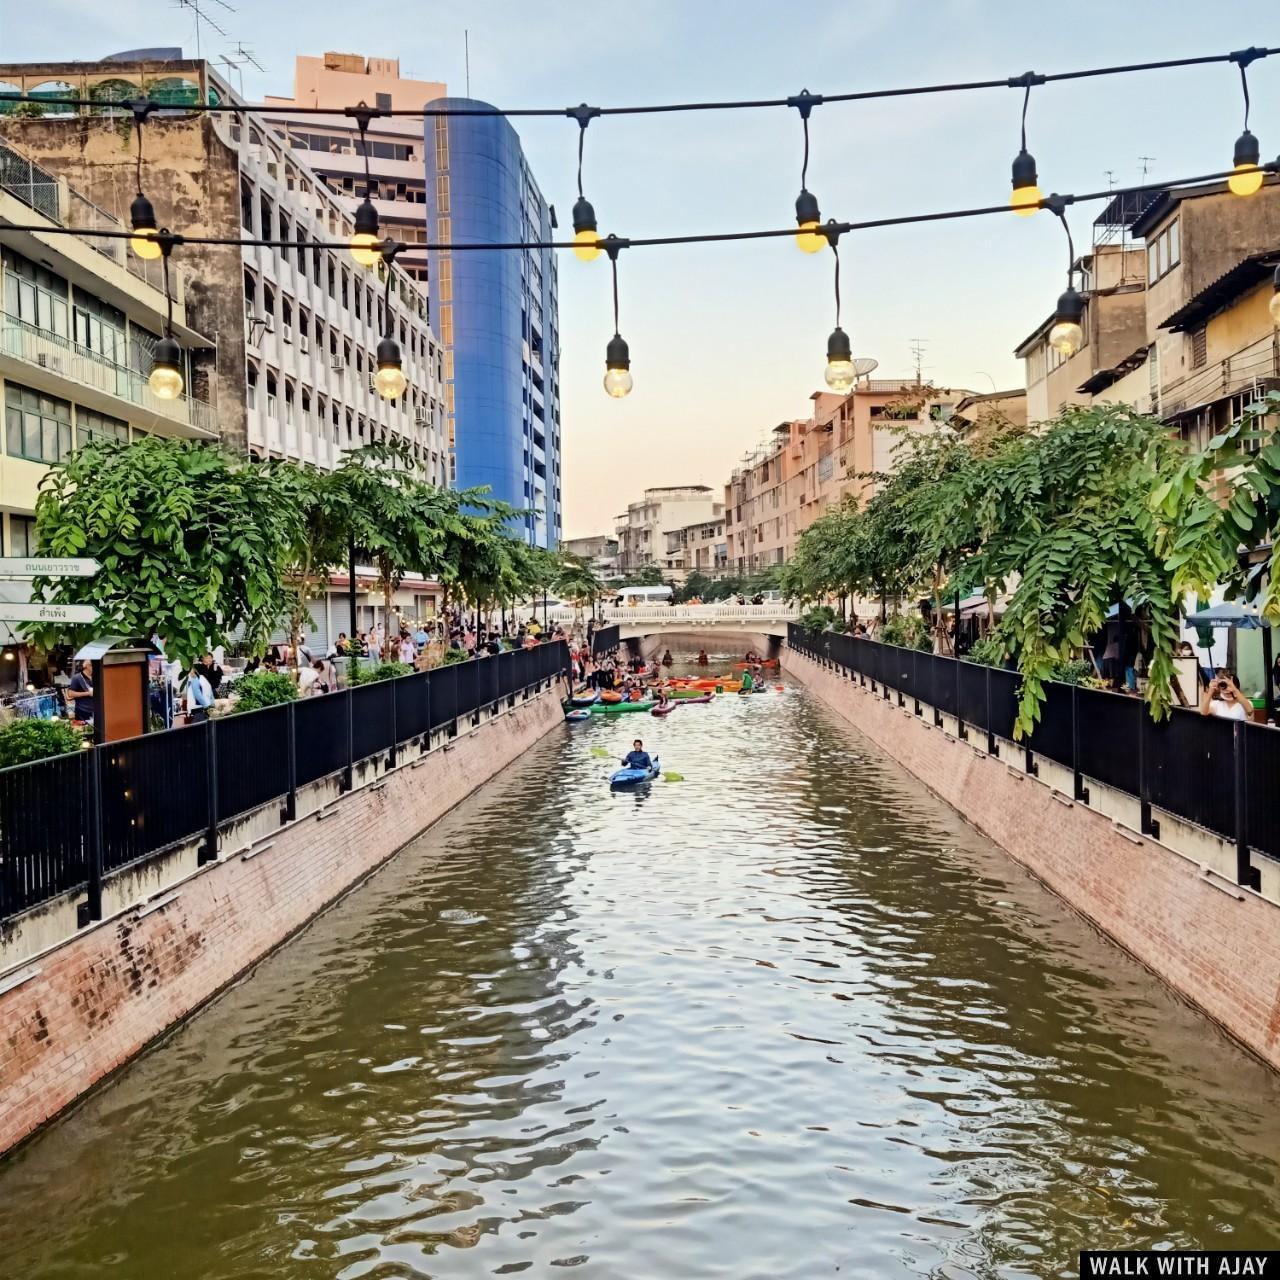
[1229, 129, 1264, 197]
[375, 335, 407, 400]
[824, 326, 855, 392]
[350, 197, 382, 266]
[572, 196, 601, 263]
[148, 334, 184, 400]
[795, 188, 825, 254]
[1048, 286, 1085, 358]
[603, 333, 632, 398]
[1269, 265, 1280, 327]
[130, 191, 162, 260]
[1010, 149, 1041, 216]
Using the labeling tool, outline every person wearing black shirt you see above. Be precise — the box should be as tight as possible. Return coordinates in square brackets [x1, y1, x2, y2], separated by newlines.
[196, 652, 223, 697]
[66, 660, 94, 722]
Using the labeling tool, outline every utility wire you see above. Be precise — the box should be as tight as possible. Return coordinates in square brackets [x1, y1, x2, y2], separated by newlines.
[0, 44, 1273, 120]
[1, 164, 1264, 256]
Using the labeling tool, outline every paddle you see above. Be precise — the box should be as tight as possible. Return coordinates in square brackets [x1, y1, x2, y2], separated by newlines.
[662, 771, 684, 782]
[590, 746, 610, 758]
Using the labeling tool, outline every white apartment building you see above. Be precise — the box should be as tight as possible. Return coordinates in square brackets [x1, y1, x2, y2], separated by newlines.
[614, 486, 721, 573]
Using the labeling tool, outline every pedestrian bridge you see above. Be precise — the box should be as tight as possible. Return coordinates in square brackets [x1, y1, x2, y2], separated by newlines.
[546, 602, 800, 654]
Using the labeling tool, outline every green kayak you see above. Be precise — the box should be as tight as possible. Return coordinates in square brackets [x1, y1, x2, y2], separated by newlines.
[589, 699, 655, 713]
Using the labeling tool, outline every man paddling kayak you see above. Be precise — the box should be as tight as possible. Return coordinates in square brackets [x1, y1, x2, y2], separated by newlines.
[621, 739, 652, 769]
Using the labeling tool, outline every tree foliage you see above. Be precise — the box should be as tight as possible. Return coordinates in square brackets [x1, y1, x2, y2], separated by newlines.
[28, 438, 303, 667]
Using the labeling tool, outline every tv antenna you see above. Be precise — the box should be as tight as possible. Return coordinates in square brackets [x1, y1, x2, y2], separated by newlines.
[908, 338, 929, 385]
[174, 0, 234, 59]
[217, 42, 263, 96]
[1138, 155, 1156, 183]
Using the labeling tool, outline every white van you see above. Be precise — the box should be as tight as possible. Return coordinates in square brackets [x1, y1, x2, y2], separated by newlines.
[612, 585, 674, 607]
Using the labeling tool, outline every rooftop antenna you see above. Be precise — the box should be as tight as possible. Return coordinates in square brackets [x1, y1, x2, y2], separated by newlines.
[174, 0, 233, 60]
[464, 29, 470, 97]
[908, 338, 928, 386]
[1138, 155, 1156, 184]
[217, 42, 263, 96]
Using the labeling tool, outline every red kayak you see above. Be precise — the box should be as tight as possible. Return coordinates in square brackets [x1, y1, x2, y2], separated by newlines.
[679, 693, 713, 704]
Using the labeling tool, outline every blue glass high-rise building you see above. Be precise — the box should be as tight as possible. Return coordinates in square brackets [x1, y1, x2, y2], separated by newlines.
[424, 100, 561, 547]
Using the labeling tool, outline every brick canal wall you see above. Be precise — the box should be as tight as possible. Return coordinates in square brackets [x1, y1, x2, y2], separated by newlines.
[0, 688, 565, 1157]
[784, 649, 1280, 1071]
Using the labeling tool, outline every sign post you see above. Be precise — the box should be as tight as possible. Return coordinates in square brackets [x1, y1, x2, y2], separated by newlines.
[0, 557, 100, 579]
[0, 602, 100, 625]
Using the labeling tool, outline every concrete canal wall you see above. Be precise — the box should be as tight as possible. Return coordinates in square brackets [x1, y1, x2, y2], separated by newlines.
[784, 649, 1280, 1072]
[0, 687, 565, 1157]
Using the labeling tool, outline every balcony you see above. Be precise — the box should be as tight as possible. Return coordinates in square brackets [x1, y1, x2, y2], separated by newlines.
[1161, 331, 1280, 420]
[1, 314, 217, 438]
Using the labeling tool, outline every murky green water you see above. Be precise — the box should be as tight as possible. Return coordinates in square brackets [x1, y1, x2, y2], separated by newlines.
[2, 673, 1279, 1278]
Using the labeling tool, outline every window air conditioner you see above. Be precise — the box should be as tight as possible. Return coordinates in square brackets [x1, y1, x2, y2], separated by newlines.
[299, 336, 310, 354]
[331, 360, 344, 374]
[414, 412, 428, 426]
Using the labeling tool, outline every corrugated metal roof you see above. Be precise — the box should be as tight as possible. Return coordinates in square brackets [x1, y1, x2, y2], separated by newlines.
[1160, 252, 1280, 333]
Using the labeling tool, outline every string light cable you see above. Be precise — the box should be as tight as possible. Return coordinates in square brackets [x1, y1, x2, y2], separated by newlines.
[147, 232, 185, 400]
[601, 236, 633, 398]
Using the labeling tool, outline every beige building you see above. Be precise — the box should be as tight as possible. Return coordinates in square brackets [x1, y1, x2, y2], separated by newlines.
[724, 381, 974, 573]
[265, 53, 447, 285]
[663, 515, 727, 581]
[614, 486, 720, 573]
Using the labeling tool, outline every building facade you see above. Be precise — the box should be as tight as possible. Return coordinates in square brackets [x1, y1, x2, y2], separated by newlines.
[614, 486, 720, 573]
[424, 99, 561, 546]
[663, 516, 727, 581]
[563, 534, 619, 582]
[264, 53, 447, 286]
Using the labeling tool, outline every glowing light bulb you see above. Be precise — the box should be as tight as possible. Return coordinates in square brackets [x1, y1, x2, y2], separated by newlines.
[1268, 289, 1280, 327]
[148, 334, 184, 400]
[1048, 320, 1083, 357]
[573, 228, 601, 262]
[824, 357, 855, 391]
[1010, 183, 1042, 216]
[350, 232, 382, 266]
[375, 364, 407, 400]
[131, 230, 163, 260]
[130, 191, 162, 258]
[1229, 164, 1264, 198]
[795, 221, 826, 253]
[603, 367, 633, 398]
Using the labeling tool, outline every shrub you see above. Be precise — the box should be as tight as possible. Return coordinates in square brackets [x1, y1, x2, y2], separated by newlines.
[441, 648, 470, 666]
[800, 605, 836, 636]
[880, 614, 931, 651]
[0, 718, 85, 768]
[349, 660, 412, 685]
[230, 671, 297, 712]
[1050, 658, 1095, 686]
[965, 631, 1009, 668]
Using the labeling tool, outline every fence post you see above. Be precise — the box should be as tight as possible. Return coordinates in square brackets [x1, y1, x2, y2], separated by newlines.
[388, 678, 398, 769]
[1137, 704, 1155, 837]
[912, 649, 921, 715]
[985, 666, 997, 755]
[344, 688, 355, 792]
[1071, 684, 1089, 803]
[79, 747, 105, 927]
[1233, 721, 1260, 890]
[955, 656, 966, 741]
[423, 671, 432, 747]
[199, 718, 219, 866]
[284, 701, 298, 822]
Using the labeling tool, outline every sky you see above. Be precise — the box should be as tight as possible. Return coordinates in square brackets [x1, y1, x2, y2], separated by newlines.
[3, 0, 1278, 538]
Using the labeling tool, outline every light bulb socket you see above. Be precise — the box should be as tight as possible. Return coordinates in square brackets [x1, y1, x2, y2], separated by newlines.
[826, 326, 852, 362]
[1234, 129, 1261, 168]
[354, 197, 380, 237]
[1273, 264, 1280, 293]
[1011, 148, 1038, 190]
[153, 334, 182, 374]
[376, 335, 402, 369]
[795, 188, 821, 226]
[572, 196, 597, 235]
[1055, 285, 1085, 325]
[130, 191, 157, 232]
[605, 333, 630, 371]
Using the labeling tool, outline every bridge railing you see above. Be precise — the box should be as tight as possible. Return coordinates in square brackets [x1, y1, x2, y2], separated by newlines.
[787, 623, 1274, 891]
[550, 602, 802, 625]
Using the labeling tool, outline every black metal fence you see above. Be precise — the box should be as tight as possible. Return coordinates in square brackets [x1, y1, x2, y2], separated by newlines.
[789, 623, 1273, 889]
[591, 624, 620, 658]
[0, 642, 570, 925]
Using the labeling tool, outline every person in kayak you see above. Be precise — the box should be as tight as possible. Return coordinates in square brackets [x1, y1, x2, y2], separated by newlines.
[696, 649, 709, 666]
[621, 740, 652, 769]
[741, 667, 755, 692]
[661, 649, 673, 667]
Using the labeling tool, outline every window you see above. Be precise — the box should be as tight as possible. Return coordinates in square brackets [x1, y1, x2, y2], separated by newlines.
[244, 270, 257, 323]
[1147, 218, 1181, 284]
[375, 91, 392, 112]
[247, 361, 259, 409]
[340, 269, 349, 310]
[71, 289, 126, 365]
[8, 515, 36, 557]
[76, 407, 128, 449]
[5, 384, 73, 464]
[240, 179, 254, 231]
[1191, 325, 1207, 369]
[259, 192, 273, 239]
[3, 247, 69, 338]
[278, 211, 291, 261]
[266, 371, 278, 419]
[284, 381, 295, 426]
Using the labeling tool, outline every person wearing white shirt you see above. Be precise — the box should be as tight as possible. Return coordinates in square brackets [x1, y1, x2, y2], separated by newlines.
[1200, 673, 1249, 721]
[398, 634, 416, 664]
[185, 667, 214, 723]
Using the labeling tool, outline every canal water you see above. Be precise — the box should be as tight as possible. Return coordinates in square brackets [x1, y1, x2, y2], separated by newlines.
[3, 671, 1280, 1278]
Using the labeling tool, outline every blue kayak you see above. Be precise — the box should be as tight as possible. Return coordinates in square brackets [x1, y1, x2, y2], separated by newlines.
[610, 755, 660, 787]
[565, 708, 592, 722]
[570, 691, 599, 707]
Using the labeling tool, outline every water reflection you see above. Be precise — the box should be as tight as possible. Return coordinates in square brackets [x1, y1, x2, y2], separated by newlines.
[1, 674, 1278, 1278]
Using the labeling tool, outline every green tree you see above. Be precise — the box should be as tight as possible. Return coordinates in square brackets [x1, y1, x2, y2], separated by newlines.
[27, 438, 304, 666]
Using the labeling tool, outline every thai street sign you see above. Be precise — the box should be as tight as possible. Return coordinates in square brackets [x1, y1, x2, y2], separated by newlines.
[0, 601, 100, 624]
[0, 557, 100, 578]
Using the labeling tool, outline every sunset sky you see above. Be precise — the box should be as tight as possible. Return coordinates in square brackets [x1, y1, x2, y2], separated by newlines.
[6, 0, 1278, 537]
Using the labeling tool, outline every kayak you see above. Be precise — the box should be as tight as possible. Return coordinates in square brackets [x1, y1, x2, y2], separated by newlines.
[733, 659, 778, 669]
[611, 755, 660, 787]
[590, 699, 654, 713]
[565, 708, 592, 722]
[670, 688, 714, 700]
[599, 690, 623, 704]
[678, 693, 713, 705]
[652, 702, 677, 717]
[570, 691, 599, 707]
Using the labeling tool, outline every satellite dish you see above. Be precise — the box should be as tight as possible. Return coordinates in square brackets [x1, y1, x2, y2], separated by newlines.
[852, 357, 878, 378]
